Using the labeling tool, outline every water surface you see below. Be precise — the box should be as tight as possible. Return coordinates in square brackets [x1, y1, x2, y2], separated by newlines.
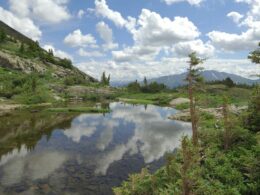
[0, 102, 191, 195]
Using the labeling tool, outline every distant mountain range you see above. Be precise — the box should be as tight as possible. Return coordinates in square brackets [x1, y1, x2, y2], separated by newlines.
[149, 70, 260, 88]
[111, 70, 260, 88]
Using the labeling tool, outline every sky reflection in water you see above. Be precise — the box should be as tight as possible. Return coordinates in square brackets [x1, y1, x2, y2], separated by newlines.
[0, 102, 191, 195]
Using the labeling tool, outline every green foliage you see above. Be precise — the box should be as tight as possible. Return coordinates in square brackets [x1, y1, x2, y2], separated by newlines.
[244, 86, 260, 132]
[119, 92, 176, 106]
[114, 100, 260, 195]
[248, 42, 260, 64]
[224, 77, 235, 88]
[147, 82, 167, 93]
[0, 68, 54, 104]
[127, 80, 167, 93]
[46, 107, 110, 113]
[101, 72, 110, 86]
[19, 43, 25, 53]
[58, 58, 73, 69]
[64, 75, 87, 86]
[127, 80, 141, 92]
[175, 102, 190, 110]
[0, 28, 7, 42]
[0, 31, 73, 69]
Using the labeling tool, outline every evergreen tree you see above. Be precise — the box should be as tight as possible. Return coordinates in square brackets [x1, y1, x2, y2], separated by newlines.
[248, 42, 260, 64]
[19, 43, 25, 53]
[224, 77, 235, 88]
[127, 80, 141, 92]
[245, 86, 260, 132]
[0, 28, 7, 42]
[107, 74, 110, 86]
[245, 43, 260, 132]
[222, 96, 231, 150]
[186, 52, 205, 145]
[180, 136, 200, 195]
[101, 72, 106, 85]
[31, 74, 37, 94]
[101, 72, 110, 86]
[144, 77, 148, 87]
[48, 49, 54, 57]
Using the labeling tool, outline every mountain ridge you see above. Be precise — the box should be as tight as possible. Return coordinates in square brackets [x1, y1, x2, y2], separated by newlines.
[0, 20, 96, 82]
[148, 70, 260, 88]
[111, 70, 260, 88]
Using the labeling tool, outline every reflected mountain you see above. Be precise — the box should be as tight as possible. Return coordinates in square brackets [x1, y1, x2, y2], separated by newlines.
[0, 111, 77, 164]
[0, 103, 191, 195]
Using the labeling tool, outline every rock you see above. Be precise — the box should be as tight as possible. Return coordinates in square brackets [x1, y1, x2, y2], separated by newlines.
[168, 105, 248, 122]
[0, 50, 96, 82]
[66, 86, 116, 98]
[169, 111, 191, 122]
[0, 104, 24, 116]
[170, 98, 190, 106]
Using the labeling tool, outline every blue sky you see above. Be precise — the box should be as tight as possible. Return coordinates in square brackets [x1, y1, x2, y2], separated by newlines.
[0, 0, 259, 81]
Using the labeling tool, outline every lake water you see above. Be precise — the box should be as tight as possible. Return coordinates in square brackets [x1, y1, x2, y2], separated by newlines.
[0, 102, 191, 195]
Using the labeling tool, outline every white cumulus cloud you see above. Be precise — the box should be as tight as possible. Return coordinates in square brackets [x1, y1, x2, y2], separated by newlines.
[227, 11, 244, 23]
[77, 9, 85, 19]
[0, 7, 41, 40]
[96, 21, 118, 50]
[93, 0, 127, 27]
[9, 0, 71, 24]
[78, 48, 104, 57]
[133, 9, 200, 47]
[172, 40, 215, 57]
[163, 0, 204, 6]
[64, 29, 97, 48]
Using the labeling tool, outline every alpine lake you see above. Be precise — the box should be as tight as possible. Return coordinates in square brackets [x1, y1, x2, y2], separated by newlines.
[0, 102, 191, 195]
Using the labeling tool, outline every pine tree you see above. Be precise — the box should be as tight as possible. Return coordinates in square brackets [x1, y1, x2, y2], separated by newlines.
[248, 42, 260, 64]
[48, 49, 54, 57]
[107, 74, 110, 86]
[222, 96, 231, 150]
[181, 136, 200, 195]
[144, 77, 148, 87]
[101, 72, 110, 86]
[19, 43, 25, 53]
[246, 43, 260, 132]
[186, 52, 205, 145]
[246, 86, 260, 132]
[0, 28, 7, 42]
[31, 74, 37, 94]
[224, 77, 235, 88]
[101, 72, 106, 85]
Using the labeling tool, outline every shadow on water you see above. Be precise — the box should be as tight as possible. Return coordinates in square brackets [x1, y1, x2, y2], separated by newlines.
[0, 102, 191, 195]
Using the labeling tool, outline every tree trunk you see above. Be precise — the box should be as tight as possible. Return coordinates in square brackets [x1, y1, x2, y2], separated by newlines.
[222, 99, 229, 150]
[181, 138, 191, 195]
[188, 65, 198, 145]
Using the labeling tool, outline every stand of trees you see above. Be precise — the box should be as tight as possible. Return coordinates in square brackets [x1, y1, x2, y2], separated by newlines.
[101, 72, 110, 86]
[127, 78, 167, 93]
